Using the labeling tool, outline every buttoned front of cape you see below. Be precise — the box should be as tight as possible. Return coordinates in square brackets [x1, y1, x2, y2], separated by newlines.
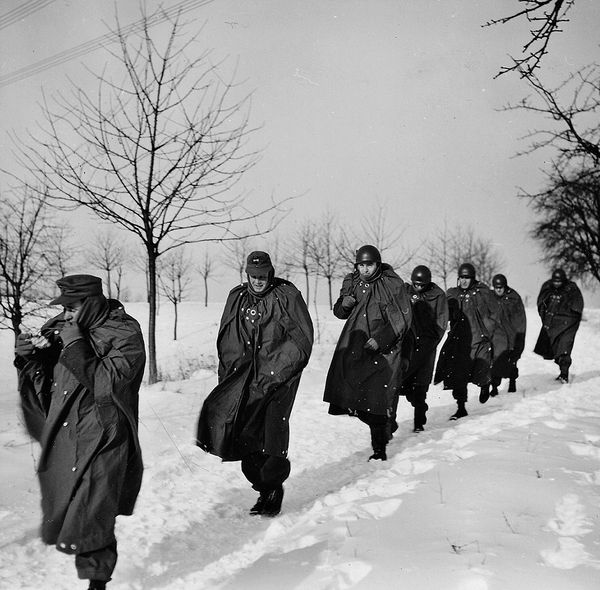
[434, 281, 496, 389]
[323, 265, 412, 416]
[15, 301, 145, 555]
[534, 280, 583, 360]
[196, 279, 313, 461]
[401, 282, 448, 389]
[490, 287, 526, 377]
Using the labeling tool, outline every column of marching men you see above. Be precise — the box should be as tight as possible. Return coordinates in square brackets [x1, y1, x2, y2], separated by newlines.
[13, 248, 584, 588]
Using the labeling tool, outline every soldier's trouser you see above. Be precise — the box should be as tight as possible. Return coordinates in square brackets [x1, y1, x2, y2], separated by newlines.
[356, 411, 389, 451]
[452, 385, 468, 404]
[241, 451, 291, 492]
[406, 386, 429, 426]
[75, 540, 117, 581]
[556, 354, 572, 375]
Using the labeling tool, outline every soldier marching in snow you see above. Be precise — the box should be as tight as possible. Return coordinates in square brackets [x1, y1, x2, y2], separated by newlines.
[489, 273, 526, 395]
[396, 265, 448, 433]
[324, 245, 412, 461]
[14, 275, 146, 590]
[533, 268, 583, 383]
[434, 263, 497, 420]
[197, 251, 313, 517]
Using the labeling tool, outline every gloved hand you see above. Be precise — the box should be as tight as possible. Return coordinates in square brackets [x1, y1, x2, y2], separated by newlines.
[341, 295, 357, 310]
[60, 322, 84, 347]
[15, 333, 36, 358]
[364, 337, 380, 352]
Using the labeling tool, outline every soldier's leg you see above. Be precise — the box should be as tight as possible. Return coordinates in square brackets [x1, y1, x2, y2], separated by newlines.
[490, 375, 501, 397]
[450, 385, 468, 420]
[556, 354, 572, 383]
[406, 386, 429, 432]
[75, 540, 117, 586]
[242, 452, 290, 516]
[357, 411, 389, 461]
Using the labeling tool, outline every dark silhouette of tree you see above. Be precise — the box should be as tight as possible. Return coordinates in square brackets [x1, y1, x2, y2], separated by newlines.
[158, 249, 193, 341]
[14, 10, 282, 382]
[0, 187, 65, 338]
[525, 164, 600, 283]
[222, 236, 250, 285]
[485, 0, 575, 77]
[288, 221, 313, 303]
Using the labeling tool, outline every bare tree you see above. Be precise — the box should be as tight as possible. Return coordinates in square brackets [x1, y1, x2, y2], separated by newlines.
[0, 187, 60, 337]
[158, 249, 193, 341]
[307, 213, 345, 309]
[288, 221, 314, 302]
[484, 0, 576, 78]
[266, 232, 293, 281]
[427, 224, 503, 287]
[222, 236, 250, 284]
[14, 10, 282, 382]
[524, 163, 600, 283]
[198, 249, 216, 307]
[86, 230, 128, 299]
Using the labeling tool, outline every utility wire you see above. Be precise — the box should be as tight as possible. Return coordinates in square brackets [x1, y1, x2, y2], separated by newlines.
[0, 0, 55, 31]
[0, 0, 214, 89]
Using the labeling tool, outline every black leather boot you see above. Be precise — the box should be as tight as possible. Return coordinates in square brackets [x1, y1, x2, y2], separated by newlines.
[449, 401, 468, 421]
[508, 378, 517, 392]
[260, 486, 284, 517]
[479, 384, 490, 404]
[88, 581, 107, 590]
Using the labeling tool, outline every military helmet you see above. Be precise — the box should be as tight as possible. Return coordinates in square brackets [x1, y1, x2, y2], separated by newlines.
[492, 273, 507, 289]
[411, 265, 432, 285]
[551, 268, 567, 283]
[458, 262, 476, 279]
[355, 244, 382, 265]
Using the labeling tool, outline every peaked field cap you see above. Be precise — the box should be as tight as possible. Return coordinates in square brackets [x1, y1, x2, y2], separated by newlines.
[245, 251, 274, 274]
[49, 274, 103, 306]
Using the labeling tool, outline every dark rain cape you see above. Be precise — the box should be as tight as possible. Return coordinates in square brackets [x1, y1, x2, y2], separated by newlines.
[196, 279, 313, 461]
[490, 287, 526, 379]
[534, 280, 583, 360]
[400, 281, 448, 392]
[15, 299, 145, 555]
[323, 264, 412, 416]
[434, 281, 496, 389]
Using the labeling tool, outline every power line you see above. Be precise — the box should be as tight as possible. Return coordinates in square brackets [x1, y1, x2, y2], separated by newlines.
[0, 0, 55, 31]
[0, 0, 214, 89]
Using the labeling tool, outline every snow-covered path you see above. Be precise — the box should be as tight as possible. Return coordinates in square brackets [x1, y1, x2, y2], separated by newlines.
[1, 305, 599, 589]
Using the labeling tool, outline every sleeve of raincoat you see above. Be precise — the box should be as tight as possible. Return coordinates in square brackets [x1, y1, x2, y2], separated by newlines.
[59, 324, 146, 421]
[215, 287, 244, 382]
[434, 289, 449, 343]
[568, 283, 584, 317]
[333, 273, 357, 319]
[263, 288, 314, 395]
[512, 293, 527, 357]
[537, 282, 550, 320]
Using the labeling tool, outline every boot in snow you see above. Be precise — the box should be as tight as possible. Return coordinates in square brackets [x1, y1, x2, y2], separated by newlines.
[479, 384, 490, 404]
[449, 402, 468, 421]
[413, 402, 428, 433]
[261, 486, 284, 517]
[508, 378, 517, 393]
[88, 582, 107, 590]
[249, 491, 269, 515]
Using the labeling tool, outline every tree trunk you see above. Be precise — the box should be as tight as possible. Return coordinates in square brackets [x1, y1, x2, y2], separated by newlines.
[106, 268, 112, 299]
[327, 276, 333, 310]
[173, 300, 178, 341]
[304, 267, 310, 303]
[204, 276, 208, 307]
[147, 253, 158, 383]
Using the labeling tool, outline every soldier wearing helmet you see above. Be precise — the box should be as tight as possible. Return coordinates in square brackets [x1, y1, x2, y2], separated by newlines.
[434, 262, 497, 420]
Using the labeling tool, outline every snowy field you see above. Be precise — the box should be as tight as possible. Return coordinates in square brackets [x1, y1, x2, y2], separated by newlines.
[1, 302, 599, 590]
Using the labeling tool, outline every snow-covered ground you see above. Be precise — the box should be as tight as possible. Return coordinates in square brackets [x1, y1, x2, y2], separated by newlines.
[1, 302, 599, 590]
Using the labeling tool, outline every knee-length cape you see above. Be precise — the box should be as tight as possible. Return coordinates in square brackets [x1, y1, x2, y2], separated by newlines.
[533, 279, 583, 360]
[490, 287, 526, 379]
[15, 299, 145, 555]
[323, 265, 412, 416]
[400, 281, 448, 392]
[434, 281, 496, 389]
[196, 279, 313, 461]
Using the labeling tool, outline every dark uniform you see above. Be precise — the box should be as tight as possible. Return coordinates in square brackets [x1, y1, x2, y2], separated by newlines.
[15, 275, 145, 590]
[490, 274, 526, 395]
[197, 252, 313, 516]
[324, 245, 412, 460]
[397, 266, 448, 432]
[533, 268, 583, 383]
[434, 263, 496, 420]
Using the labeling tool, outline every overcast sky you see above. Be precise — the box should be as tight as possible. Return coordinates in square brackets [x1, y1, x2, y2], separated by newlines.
[1, 0, 599, 304]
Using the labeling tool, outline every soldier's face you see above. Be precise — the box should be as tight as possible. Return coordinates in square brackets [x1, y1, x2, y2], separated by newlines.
[63, 300, 84, 323]
[412, 281, 427, 292]
[458, 277, 472, 290]
[494, 286, 506, 296]
[552, 279, 563, 289]
[357, 261, 377, 280]
[249, 274, 269, 293]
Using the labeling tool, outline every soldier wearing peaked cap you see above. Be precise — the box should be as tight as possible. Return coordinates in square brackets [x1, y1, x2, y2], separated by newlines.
[14, 274, 146, 590]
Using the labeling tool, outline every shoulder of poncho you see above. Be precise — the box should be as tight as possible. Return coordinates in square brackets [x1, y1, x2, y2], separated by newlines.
[506, 288, 523, 301]
[425, 283, 446, 300]
[94, 305, 142, 339]
[272, 278, 301, 297]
